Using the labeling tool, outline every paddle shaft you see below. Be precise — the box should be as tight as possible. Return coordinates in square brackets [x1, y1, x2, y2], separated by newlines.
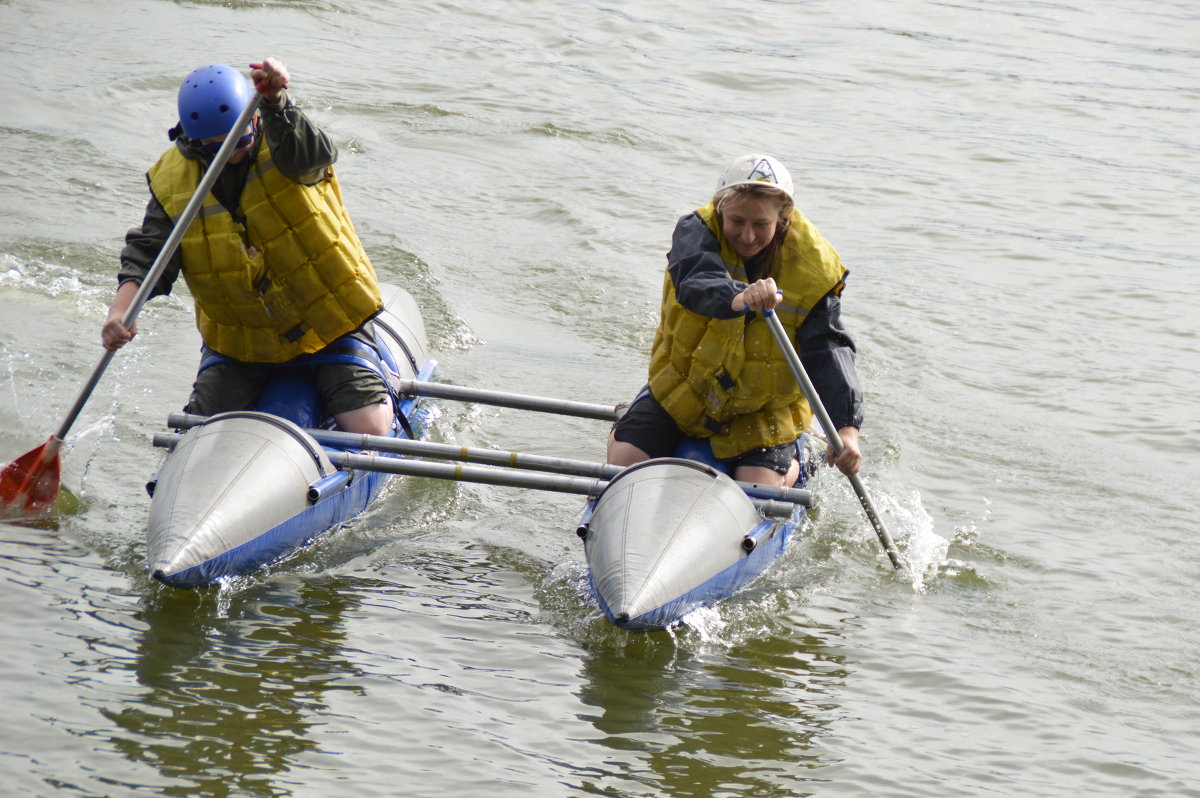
[52, 93, 263, 443]
[163, 412, 814, 507]
[392, 379, 623, 421]
[763, 310, 904, 570]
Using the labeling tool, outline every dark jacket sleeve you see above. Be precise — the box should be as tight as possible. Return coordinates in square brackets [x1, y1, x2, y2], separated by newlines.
[116, 95, 338, 295]
[117, 194, 179, 298]
[258, 95, 337, 184]
[666, 212, 746, 319]
[798, 290, 864, 430]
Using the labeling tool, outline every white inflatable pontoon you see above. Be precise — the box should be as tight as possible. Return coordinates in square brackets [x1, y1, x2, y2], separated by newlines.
[146, 283, 434, 588]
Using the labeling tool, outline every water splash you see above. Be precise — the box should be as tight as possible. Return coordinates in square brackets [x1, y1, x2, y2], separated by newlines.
[864, 485, 992, 591]
[674, 605, 724, 641]
[0, 251, 117, 320]
[874, 488, 949, 591]
[535, 553, 806, 652]
[0, 252, 85, 298]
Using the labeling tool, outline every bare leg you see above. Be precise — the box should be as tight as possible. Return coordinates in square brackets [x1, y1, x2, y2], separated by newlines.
[607, 428, 651, 466]
[734, 458, 800, 488]
[334, 397, 394, 437]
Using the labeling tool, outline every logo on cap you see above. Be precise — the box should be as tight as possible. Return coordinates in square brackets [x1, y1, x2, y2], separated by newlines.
[748, 158, 778, 185]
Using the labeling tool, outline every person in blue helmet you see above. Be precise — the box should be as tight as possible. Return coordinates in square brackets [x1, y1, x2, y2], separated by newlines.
[607, 154, 864, 489]
[101, 58, 393, 435]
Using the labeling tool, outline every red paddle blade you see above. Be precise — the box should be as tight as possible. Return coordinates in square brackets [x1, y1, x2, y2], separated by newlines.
[0, 437, 62, 519]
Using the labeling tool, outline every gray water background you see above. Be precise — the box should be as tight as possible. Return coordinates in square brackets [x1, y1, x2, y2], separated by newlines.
[1, 0, 1198, 795]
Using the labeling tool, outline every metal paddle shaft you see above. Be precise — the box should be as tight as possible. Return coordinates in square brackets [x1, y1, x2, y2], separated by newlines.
[763, 309, 905, 571]
[52, 93, 263, 444]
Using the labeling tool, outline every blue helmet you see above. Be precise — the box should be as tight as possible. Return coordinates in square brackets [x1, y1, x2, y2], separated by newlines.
[177, 64, 254, 140]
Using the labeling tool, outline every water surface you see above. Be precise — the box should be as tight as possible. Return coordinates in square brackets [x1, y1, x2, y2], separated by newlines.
[2, 0, 1198, 795]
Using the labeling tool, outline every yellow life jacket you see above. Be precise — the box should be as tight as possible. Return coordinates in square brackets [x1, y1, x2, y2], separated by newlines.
[148, 142, 382, 363]
[647, 202, 847, 458]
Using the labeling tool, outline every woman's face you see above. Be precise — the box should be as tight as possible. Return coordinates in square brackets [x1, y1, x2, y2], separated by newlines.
[720, 193, 781, 260]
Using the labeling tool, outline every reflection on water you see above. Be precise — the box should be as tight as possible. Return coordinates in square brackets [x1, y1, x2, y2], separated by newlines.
[573, 623, 848, 796]
[531, 550, 851, 796]
[103, 579, 362, 797]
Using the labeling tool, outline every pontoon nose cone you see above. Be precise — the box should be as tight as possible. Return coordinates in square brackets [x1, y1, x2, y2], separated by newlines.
[147, 413, 334, 587]
[583, 458, 764, 630]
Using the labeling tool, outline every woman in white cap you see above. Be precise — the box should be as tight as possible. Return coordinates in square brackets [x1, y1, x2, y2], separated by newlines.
[607, 154, 864, 488]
